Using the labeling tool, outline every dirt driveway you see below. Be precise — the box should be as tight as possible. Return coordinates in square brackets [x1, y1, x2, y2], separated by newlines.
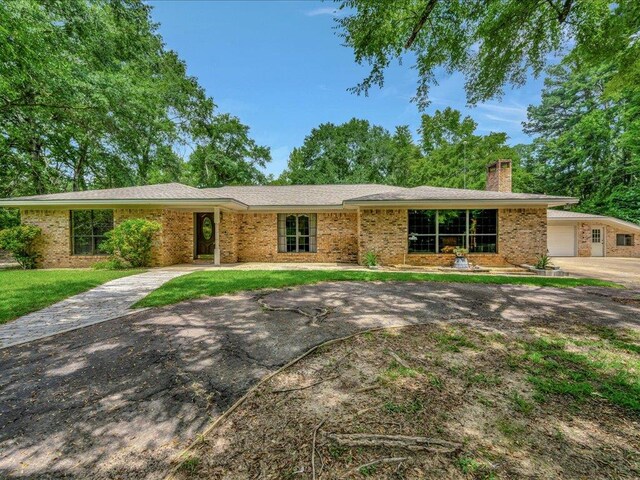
[1, 281, 639, 479]
[552, 257, 640, 288]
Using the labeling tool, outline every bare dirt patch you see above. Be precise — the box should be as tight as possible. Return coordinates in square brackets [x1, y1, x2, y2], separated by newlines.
[173, 322, 640, 480]
[2, 281, 639, 479]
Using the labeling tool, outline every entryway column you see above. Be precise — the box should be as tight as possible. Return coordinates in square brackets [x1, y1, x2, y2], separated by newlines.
[213, 208, 221, 265]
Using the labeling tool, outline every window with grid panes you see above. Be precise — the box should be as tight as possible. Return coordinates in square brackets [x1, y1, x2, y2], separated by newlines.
[408, 209, 497, 253]
[71, 210, 114, 255]
[277, 214, 317, 252]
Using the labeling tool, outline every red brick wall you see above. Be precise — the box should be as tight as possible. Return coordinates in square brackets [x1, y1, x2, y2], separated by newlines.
[576, 221, 640, 258]
[20, 209, 95, 268]
[22, 208, 194, 268]
[605, 225, 640, 257]
[21, 206, 552, 268]
[234, 212, 358, 263]
[486, 160, 512, 193]
[497, 208, 547, 264]
[219, 211, 238, 263]
[358, 207, 547, 267]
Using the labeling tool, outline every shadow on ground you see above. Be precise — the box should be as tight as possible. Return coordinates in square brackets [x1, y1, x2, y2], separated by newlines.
[1, 281, 639, 479]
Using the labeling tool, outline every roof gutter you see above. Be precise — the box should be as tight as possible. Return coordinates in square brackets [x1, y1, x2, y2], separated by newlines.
[244, 204, 345, 212]
[343, 198, 579, 208]
[0, 198, 250, 210]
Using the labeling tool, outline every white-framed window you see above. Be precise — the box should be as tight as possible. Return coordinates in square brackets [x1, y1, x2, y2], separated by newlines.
[616, 234, 634, 246]
[277, 214, 317, 253]
[592, 229, 601, 243]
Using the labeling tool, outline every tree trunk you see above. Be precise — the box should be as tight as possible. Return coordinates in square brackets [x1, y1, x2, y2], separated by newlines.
[30, 137, 46, 195]
[73, 144, 88, 191]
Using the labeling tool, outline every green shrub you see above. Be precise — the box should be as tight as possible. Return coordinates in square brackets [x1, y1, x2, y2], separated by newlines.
[98, 219, 161, 268]
[0, 225, 41, 269]
[364, 250, 378, 267]
[92, 258, 128, 270]
[534, 253, 553, 270]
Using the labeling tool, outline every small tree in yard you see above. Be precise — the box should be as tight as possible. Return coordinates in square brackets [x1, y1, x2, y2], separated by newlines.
[0, 225, 41, 269]
[98, 219, 162, 268]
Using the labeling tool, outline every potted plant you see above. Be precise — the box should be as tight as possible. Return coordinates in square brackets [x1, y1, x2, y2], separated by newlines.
[364, 250, 379, 269]
[442, 245, 470, 269]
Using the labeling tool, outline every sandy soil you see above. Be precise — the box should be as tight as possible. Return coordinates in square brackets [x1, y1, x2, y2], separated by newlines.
[1, 281, 639, 479]
[173, 322, 640, 479]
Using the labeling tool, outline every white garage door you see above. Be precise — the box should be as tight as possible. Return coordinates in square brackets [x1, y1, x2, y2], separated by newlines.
[548, 225, 576, 256]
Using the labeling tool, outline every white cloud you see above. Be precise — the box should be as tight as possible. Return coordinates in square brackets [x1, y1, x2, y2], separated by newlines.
[483, 113, 524, 125]
[476, 103, 527, 116]
[305, 7, 342, 17]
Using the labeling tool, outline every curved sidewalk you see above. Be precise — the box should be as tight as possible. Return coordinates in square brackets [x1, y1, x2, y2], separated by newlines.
[0, 268, 194, 349]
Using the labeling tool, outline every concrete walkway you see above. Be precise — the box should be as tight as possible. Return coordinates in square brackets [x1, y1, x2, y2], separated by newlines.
[0, 268, 195, 349]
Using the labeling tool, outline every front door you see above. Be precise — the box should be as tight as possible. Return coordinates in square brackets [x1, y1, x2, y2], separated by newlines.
[591, 228, 604, 257]
[196, 213, 216, 256]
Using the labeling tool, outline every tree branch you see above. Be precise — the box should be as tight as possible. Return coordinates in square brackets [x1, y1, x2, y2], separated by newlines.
[545, 0, 573, 24]
[404, 0, 438, 49]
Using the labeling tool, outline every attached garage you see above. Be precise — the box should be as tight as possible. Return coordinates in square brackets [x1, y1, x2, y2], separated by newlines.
[547, 210, 640, 258]
[548, 225, 576, 256]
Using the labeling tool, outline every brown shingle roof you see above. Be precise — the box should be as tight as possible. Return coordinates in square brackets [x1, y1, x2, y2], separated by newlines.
[547, 209, 605, 219]
[0, 182, 577, 208]
[547, 209, 640, 231]
[203, 184, 403, 206]
[345, 185, 576, 203]
[5, 183, 212, 201]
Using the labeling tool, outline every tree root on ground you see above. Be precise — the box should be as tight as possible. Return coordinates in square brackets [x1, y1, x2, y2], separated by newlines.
[327, 433, 462, 453]
[256, 294, 329, 324]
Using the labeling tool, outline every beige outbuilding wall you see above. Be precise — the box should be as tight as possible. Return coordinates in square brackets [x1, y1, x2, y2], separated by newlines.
[575, 222, 640, 258]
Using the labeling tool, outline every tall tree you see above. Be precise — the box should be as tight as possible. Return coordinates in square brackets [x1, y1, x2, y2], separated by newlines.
[523, 59, 640, 222]
[336, 0, 639, 107]
[388, 125, 422, 187]
[0, 0, 266, 202]
[410, 108, 522, 190]
[186, 114, 271, 188]
[279, 119, 416, 185]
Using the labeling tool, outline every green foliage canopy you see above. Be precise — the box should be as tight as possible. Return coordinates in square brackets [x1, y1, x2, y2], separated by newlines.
[186, 114, 271, 187]
[523, 58, 640, 223]
[279, 112, 522, 191]
[279, 118, 420, 185]
[336, 0, 639, 108]
[0, 0, 270, 199]
[412, 107, 522, 190]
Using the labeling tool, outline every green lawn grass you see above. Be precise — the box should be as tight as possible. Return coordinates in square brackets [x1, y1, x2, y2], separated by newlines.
[135, 270, 621, 308]
[0, 269, 144, 324]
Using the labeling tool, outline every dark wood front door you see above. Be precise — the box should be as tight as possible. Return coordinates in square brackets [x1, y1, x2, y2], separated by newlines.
[196, 213, 216, 256]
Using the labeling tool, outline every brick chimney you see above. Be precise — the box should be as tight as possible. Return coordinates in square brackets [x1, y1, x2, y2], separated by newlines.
[486, 159, 512, 193]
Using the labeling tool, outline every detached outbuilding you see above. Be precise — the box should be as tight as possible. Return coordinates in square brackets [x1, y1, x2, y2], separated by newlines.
[547, 210, 640, 258]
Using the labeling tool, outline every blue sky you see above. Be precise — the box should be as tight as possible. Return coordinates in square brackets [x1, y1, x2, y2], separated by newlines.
[147, 0, 545, 177]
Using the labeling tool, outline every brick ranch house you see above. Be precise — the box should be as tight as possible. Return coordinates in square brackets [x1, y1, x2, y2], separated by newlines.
[0, 160, 637, 268]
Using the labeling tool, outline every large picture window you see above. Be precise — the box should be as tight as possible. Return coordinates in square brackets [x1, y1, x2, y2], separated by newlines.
[71, 210, 114, 255]
[277, 214, 317, 253]
[408, 209, 497, 254]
